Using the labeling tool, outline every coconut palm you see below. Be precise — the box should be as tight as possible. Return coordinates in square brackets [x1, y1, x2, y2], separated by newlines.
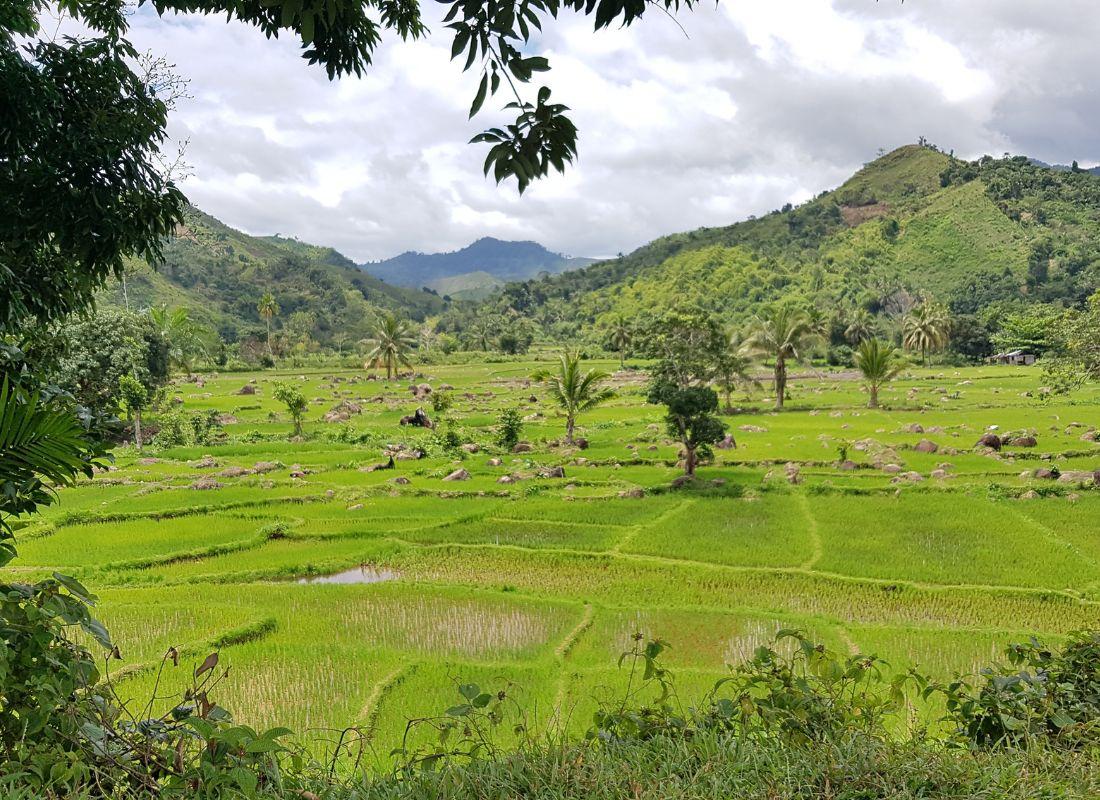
[903, 302, 949, 365]
[745, 306, 820, 410]
[607, 313, 632, 369]
[365, 312, 417, 380]
[844, 308, 876, 344]
[533, 350, 614, 444]
[148, 305, 206, 376]
[714, 329, 756, 413]
[257, 292, 279, 357]
[855, 338, 903, 408]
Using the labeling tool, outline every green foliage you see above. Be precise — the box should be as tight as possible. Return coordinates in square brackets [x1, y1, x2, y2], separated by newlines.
[151, 407, 223, 449]
[746, 305, 820, 409]
[271, 382, 308, 437]
[0, 13, 185, 330]
[646, 378, 725, 476]
[854, 338, 903, 408]
[25, 308, 170, 417]
[148, 305, 208, 374]
[990, 304, 1064, 354]
[365, 313, 416, 380]
[495, 407, 523, 449]
[533, 350, 614, 443]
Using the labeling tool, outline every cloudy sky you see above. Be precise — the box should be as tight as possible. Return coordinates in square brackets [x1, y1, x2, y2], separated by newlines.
[110, 0, 1100, 261]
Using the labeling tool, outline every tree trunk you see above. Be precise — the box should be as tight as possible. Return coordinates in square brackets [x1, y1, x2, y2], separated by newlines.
[266, 319, 272, 356]
[774, 357, 786, 410]
[565, 416, 575, 445]
[619, 348, 625, 369]
[134, 410, 143, 450]
[684, 444, 696, 476]
[868, 385, 878, 409]
[723, 387, 732, 414]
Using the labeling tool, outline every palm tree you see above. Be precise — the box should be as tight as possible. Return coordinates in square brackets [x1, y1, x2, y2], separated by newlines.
[149, 305, 206, 376]
[855, 338, 903, 408]
[714, 329, 756, 413]
[745, 306, 820, 410]
[257, 292, 279, 357]
[607, 313, 632, 369]
[533, 350, 614, 444]
[365, 312, 417, 380]
[844, 308, 876, 344]
[902, 302, 949, 365]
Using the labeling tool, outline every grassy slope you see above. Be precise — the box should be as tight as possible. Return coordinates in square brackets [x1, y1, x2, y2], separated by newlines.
[499, 144, 1096, 323]
[98, 207, 446, 338]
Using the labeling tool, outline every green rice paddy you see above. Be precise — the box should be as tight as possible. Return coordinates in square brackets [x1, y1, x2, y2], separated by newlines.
[12, 360, 1099, 765]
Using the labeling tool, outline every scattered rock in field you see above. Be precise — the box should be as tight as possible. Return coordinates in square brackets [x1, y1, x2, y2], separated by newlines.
[838, 460, 858, 471]
[739, 425, 768, 433]
[1067, 493, 1081, 503]
[574, 438, 589, 450]
[288, 464, 311, 478]
[219, 466, 251, 478]
[497, 475, 516, 484]
[190, 476, 222, 490]
[1033, 468, 1054, 479]
[347, 503, 363, 510]
[1006, 434, 1037, 447]
[137, 457, 161, 465]
[892, 471, 923, 483]
[442, 468, 470, 482]
[902, 423, 924, 434]
[976, 433, 1002, 451]
[541, 466, 566, 479]
[671, 475, 696, 489]
[1057, 470, 1098, 486]
[785, 463, 802, 485]
[252, 461, 284, 474]
[881, 464, 902, 474]
[487, 457, 502, 467]
[189, 455, 218, 469]
[716, 434, 737, 450]
[618, 488, 645, 498]
[914, 439, 938, 453]
[460, 443, 480, 454]
[1019, 490, 1039, 500]
[930, 469, 948, 479]
[391, 476, 411, 485]
[710, 478, 727, 487]
[439, 383, 454, 391]
[236, 384, 257, 395]
[1080, 431, 1098, 442]
[512, 442, 533, 453]
[399, 407, 433, 429]
[395, 450, 422, 461]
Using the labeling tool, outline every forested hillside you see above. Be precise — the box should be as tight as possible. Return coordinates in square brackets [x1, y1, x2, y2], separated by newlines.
[361, 236, 595, 298]
[99, 207, 446, 347]
[463, 145, 1099, 338]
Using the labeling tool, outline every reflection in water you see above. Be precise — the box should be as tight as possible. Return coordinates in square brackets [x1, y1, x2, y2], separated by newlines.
[296, 565, 400, 585]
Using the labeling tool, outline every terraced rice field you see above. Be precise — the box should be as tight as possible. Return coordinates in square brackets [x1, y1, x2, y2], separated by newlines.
[11, 359, 1099, 764]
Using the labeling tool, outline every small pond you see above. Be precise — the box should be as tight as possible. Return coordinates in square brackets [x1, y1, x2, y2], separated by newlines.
[296, 566, 400, 585]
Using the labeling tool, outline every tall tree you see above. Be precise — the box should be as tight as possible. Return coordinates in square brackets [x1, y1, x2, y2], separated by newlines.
[745, 306, 820, 410]
[149, 305, 206, 375]
[606, 313, 633, 369]
[854, 338, 903, 409]
[365, 313, 416, 380]
[713, 329, 756, 414]
[533, 350, 614, 444]
[640, 309, 727, 477]
[257, 292, 280, 357]
[844, 308, 876, 344]
[272, 381, 308, 438]
[903, 301, 950, 365]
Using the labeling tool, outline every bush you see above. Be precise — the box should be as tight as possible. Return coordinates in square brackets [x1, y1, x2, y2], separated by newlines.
[496, 408, 523, 449]
[151, 408, 223, 449]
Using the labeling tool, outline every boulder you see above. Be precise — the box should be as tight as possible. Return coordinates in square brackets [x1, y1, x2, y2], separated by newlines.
[391, 476, 411, 485]
[442, 468, 470, 482]
[487, 457, 502, 467]
[236, 384, 257, 395]
[914, 439, 938, 453]
[219, 466, 252, 478]
[838, 460, 858, 471]
[1007, 435, 1037, 447]
[618, 488, 645, 498]
[395, 450, 422, 461]
[252, 461, 283, 474]
[497, 475, 516, 484]
[460, 443, 480, 454]
[671, 475, 696, 489]
[902, 423, 924, 434]
[716, 434, 737, 450]
[976, 433, 1002, 451]
[1019, 490, 1040, 500]
[399, 407, 433, 429]
[930, 469, 948, 479]
[190, 476, 222, 490]
[1033, 468, 1054, 480]
[542, 466, 566, 479]
[739, 424, 768, 433]
[512, 442, 534, 453]
[881, 464, 902, 474]
[574, 438, 589, 450]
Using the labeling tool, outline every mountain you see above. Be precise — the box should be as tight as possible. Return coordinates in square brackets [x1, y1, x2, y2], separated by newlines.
[361, 237, 595, 297]
[479, 145, 1100, 331]
[101, 207, 446, 345]
[1028, 158, 1100, 177]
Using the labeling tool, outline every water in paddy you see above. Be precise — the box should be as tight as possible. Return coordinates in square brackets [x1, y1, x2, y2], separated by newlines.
[296, 566, 400, 585]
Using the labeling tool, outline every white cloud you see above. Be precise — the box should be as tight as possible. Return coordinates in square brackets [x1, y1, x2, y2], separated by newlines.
[83, 0, 1100, 261]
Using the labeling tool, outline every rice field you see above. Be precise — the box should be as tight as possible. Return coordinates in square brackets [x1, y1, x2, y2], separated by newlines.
[9, 359, 1099, 760]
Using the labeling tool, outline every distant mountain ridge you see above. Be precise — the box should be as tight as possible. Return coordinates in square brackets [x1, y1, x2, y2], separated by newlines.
[361, 236, 595, 297]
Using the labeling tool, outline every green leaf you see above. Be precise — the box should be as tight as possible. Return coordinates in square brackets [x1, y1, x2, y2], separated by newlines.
[470, 73, 488, 118]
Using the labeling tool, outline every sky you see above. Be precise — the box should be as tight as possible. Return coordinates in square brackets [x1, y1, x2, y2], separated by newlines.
[103, 0, 1100, 262]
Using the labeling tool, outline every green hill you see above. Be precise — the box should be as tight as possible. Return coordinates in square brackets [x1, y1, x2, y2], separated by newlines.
[99, 207, 446, 345]
[478, 145, 1100, 332]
